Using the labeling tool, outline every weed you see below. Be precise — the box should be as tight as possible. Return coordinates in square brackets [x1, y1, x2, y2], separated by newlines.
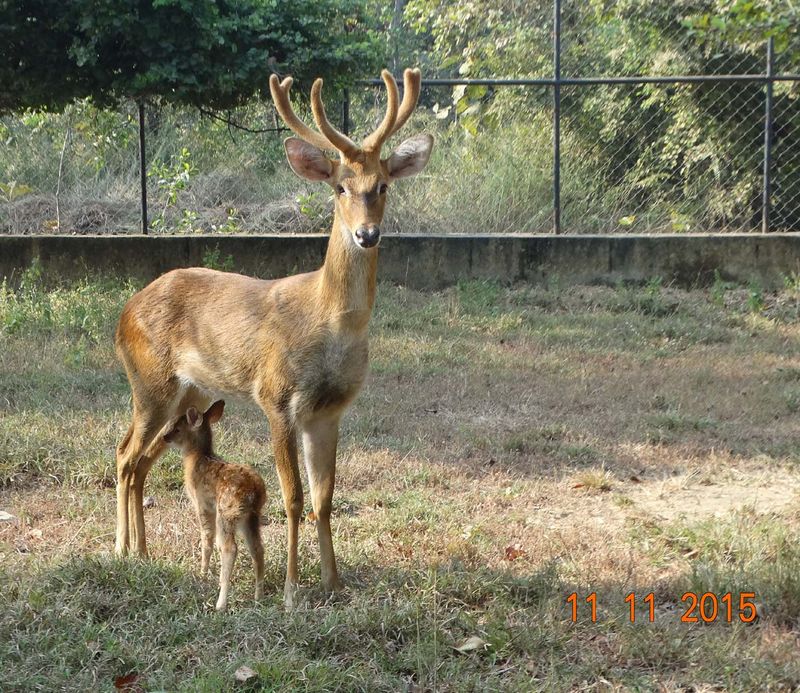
[574, 466, 615, 492]
[746, 279, 765, 313]
[201, 246, 235, 272]
[783, 388, 800, 413]
[710, 269, 735, 306]
[149, 147, 196, 232]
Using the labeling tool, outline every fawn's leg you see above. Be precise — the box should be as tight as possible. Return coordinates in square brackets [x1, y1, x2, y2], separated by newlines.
[198, 509, 216, 576]
[215, 516, 238, 611]
[241, 514, 265, 602]
[264, 408, 302, 609]
[301, 415, 343, 594]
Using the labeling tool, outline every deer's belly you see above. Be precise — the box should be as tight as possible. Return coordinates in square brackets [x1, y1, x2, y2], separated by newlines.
[176, 348, 252, 396]
[292, 337, 368, 418]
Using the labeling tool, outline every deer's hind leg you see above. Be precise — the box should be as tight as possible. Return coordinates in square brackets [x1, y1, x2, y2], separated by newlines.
[128, 437, 166, 555]
[115, 378, 184, 557]
[116, 408, 173, 557]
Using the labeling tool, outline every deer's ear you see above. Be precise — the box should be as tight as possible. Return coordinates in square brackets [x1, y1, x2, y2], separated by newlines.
[386, 133, 433, 180]
[284, 137, 334, 181]
[186, 407, 202, 430]
[205, 400, 225, 425]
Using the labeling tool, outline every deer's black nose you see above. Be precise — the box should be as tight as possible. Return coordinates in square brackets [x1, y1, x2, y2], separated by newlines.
[355, 225, 380, 248]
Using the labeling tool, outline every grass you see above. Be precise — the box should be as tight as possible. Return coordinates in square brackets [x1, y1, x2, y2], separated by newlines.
[2, 271, 800, 689]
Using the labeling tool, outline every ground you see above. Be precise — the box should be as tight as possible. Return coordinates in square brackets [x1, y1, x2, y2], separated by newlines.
[1, 270, 799, 691]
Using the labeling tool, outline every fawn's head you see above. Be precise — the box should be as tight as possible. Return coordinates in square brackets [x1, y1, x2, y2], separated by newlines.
[163, 400, 225, 455]
[270, 69, 433, 250]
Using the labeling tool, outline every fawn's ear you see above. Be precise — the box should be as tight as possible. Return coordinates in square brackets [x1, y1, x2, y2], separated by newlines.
[205, 400, 225, 425]
[284, 138, 334, 182]
[186, 407, 202, 430]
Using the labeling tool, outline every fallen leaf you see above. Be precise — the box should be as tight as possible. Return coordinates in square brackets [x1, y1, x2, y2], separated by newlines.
[572, 483, 585, 489]
[114, 673, 143, 691]
[504, 543, 526, 561]
[306, 511, 317, 523]
[142, 496, 156, 509]
[28, 528, 43, 539]
[234, 665, 258, 683]
[454, 636, 490, 654]
[629, 476, 642, 483]
[0, 511, 15, 521]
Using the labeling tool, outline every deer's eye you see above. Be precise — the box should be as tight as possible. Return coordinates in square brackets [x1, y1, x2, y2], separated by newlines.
[379, 183, 388, 194]
[336, 184, 346, 196]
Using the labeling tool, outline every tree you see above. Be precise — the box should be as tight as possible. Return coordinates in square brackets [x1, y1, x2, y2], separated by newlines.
[0, 0, 383, 114]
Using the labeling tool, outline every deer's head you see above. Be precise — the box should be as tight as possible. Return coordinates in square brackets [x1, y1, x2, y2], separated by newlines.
[270, 69, 432, 249]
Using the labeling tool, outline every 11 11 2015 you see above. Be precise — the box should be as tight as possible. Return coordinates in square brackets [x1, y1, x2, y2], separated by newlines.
[566, 592, 758, 623]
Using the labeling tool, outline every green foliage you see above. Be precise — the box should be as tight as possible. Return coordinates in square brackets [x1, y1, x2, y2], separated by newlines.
[746, 279, 765, 313]
[149, 147, 196, 232]
[400, 0, 800, 231]
[0, 181, 33, 203]
[0, 261, 132, 341]
[201, 246, 235, 272]
[710, 269, 735, 306]
[0, 0, 383, 113]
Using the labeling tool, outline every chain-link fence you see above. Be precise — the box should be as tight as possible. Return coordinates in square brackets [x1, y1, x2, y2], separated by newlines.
[1, 1, 798, 235]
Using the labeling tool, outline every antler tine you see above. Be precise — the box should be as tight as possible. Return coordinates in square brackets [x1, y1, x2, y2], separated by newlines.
[268, 74, 334, 152]
[310, 78, 360, 159]
[388, 68, 422, 138]
[362, 69, 400, 153]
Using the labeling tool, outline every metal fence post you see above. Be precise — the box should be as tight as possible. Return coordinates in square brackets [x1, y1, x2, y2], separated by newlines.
[553, 0, 562, 234]
[138, 101, 148, 235]
[761, 37, 774, 234]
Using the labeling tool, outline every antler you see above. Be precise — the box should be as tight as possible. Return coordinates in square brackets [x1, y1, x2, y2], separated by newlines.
[269, 73, 360, 159]
[390, 68, 422, 139]
[270, 68, 423, 159]
[362, 68, 422, 153]
[310, 80, 360, 159]
[362, 70, 399, 152]
[269, 75, 333, 152]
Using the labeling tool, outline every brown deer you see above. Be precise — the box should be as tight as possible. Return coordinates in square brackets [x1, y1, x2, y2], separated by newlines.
[163, 400, 265, 611]
[114, 67, 432, 607]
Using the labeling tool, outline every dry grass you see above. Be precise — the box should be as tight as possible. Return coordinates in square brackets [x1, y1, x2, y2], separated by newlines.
[2, 270, 800, 690]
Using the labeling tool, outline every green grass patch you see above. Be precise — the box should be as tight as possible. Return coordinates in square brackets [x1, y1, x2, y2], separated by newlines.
[2, 272, 800, 688]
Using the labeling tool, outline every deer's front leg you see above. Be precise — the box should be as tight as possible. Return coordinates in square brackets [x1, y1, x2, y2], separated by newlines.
[301, 415, 343, 594]
[268, 411, 302, 609]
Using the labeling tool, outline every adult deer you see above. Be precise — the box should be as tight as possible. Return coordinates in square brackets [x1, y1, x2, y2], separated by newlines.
[114, 68, 432, 607]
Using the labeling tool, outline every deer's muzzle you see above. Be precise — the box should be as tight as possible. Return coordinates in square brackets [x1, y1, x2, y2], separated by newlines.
[355, 225, 381, 249]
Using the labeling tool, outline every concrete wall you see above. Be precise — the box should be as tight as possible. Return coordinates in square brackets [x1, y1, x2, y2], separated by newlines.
[1, 233, 799, 289]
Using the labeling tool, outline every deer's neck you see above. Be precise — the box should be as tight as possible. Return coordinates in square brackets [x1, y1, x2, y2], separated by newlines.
[318, 213, 378, 325]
